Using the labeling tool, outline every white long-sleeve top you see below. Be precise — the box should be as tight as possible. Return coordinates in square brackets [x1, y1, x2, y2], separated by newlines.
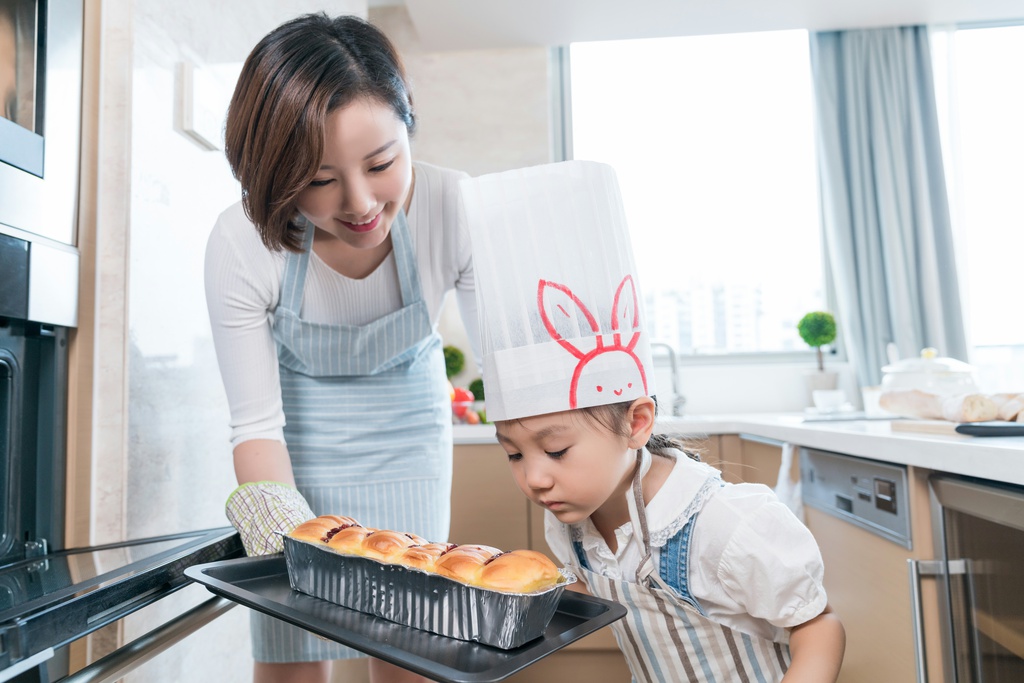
[205, 161, 478, 447]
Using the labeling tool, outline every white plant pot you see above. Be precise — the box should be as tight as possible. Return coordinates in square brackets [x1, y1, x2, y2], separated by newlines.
[803, 370, 839, 407]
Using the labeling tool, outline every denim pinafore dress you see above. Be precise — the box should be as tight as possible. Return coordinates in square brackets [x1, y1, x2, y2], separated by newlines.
[564, 450, 792, 682]
[251, 212, 452, 662]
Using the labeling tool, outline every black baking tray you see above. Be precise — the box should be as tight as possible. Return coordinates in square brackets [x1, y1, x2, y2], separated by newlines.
[955, 421, 1024, 437]
[185, 555, 626, 683]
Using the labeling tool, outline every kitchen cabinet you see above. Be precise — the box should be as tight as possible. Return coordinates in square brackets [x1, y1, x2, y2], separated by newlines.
[717, 433, 791, 486]
[450, 444, 530, 550]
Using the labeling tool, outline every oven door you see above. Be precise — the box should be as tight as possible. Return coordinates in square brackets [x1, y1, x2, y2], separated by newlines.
[930, 475, 1024, 683]
[0, 527, 243, 681]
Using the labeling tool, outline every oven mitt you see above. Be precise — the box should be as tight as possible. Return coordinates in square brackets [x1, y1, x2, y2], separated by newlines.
[225, 481, 315, 556]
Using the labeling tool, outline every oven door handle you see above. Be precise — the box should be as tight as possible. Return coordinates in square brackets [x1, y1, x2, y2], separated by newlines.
[55, 596, 236, 683]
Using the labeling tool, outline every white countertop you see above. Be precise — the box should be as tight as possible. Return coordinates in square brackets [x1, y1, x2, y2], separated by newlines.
[453, 414, 1024, 487]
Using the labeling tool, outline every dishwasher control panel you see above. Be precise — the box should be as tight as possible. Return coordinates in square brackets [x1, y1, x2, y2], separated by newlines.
[800, 447, 911, 548]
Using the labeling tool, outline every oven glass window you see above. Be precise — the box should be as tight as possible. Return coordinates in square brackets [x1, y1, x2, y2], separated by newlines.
[0, 0, 38, 132]
[944, 507, 1024, 681]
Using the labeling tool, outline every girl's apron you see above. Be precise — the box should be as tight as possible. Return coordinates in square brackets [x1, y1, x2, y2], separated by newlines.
[252, 212, 452, 663]
[566, 450, 791, 682]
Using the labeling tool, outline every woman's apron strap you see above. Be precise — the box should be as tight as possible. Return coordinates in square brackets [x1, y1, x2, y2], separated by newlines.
[278, 217, 317, 314]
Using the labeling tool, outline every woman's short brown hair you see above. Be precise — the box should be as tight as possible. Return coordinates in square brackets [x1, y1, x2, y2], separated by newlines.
[224, 13, 415, 252]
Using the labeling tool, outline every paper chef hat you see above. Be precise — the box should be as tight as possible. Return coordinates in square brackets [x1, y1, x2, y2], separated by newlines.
[460, 160, 655, 422]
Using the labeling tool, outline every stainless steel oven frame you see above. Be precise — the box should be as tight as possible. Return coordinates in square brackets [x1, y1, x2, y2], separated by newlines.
[0, 0, 83, 248]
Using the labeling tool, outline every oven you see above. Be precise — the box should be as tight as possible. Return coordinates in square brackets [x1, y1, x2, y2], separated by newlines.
[1, 2, 243, 680]
[910, 475, 1024, 682]
[1, 0, 82, 247]
[0, 230, 243, 683]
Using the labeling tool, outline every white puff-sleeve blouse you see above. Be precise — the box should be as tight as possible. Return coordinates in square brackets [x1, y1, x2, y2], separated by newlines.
[545, 451, 828, 642]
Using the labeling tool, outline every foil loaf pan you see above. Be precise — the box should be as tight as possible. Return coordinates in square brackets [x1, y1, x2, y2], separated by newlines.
[282, 535, 576, 650]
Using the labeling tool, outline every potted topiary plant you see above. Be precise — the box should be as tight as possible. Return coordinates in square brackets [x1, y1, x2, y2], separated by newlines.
[797, 311, 839, 405]
[443, 345, 465, 380]
[798, 311, 836, 372]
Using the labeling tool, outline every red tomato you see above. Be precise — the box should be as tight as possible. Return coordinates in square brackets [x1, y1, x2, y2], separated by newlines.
[453, 402, 470, 418]
[453, 387, 475, 403]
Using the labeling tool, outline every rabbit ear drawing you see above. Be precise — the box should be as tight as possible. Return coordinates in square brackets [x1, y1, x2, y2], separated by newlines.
[611, 275, 641, 349]
[538, 279, 600, 359]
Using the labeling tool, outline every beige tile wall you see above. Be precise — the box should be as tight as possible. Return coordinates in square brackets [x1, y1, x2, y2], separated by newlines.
[370, 6, 553, 384]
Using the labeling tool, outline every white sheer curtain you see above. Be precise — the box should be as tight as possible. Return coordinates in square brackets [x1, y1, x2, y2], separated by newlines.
[810, 26, 968, 387]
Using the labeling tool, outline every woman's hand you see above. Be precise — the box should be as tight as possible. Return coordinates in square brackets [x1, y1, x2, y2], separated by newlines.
[227, 439, 311, 556]
[225, 480, 315, 556]
[783, 603, 846, 682]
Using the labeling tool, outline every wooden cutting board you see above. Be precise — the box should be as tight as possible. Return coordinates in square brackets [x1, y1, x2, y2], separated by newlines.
[891, 419, 1024, 436]
[890, 419, 961, 435]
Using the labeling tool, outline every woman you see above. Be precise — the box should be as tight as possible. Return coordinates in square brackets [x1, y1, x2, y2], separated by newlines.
[204, 13, 477, 683]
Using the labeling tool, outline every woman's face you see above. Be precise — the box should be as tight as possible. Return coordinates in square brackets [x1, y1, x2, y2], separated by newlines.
[295, 97, 413, 251]
[495, 410, 636, 527]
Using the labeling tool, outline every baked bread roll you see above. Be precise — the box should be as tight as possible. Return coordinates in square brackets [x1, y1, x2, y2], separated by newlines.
[479, 550, 564, 593]
[993, 393, 1024, 422]
[879, 390, 999, 422]
[325, 524, 376, 554]
[288, 516, 562, 593]
[291, 515, 358, 543]
[397, 543, 454, 572]
[434, 544, 503, 585]
[360, 530, 428, 562]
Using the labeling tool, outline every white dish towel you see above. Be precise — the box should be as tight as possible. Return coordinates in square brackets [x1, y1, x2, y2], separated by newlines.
[774, 442, 805, 524]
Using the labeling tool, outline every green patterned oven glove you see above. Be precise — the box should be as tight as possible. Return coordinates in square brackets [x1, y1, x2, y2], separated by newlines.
[225, 481, 315, 556]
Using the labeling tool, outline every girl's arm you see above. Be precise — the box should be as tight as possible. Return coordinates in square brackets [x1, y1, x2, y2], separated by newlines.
[782, 603, 845, 683]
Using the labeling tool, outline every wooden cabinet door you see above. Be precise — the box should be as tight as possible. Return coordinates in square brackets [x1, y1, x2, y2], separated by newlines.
[450, 444, 530, 550]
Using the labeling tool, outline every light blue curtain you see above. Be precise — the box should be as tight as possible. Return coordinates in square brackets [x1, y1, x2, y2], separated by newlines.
[810, 26, 968, 387]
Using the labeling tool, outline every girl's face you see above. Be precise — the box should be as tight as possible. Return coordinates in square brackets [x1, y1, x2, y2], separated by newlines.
[495, 409, 637, 526]
[295, 97, 413, 251]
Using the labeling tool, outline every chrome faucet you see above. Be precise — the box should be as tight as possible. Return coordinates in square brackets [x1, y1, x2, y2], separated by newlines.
[649, 341, 686, 417]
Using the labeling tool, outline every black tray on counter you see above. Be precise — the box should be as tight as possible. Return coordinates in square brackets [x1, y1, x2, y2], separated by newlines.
[955, 421, 1024, 437]
[185, 555, 626, 683]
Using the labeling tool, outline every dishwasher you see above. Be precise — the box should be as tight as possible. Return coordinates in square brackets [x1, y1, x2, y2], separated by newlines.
[800, 447, 919, 683]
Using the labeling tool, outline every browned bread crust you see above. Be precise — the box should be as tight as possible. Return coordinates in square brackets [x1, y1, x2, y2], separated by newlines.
[289, 516, 561, 592]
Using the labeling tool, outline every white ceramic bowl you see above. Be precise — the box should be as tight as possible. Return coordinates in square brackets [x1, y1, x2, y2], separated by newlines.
[880, 348, 980, 397]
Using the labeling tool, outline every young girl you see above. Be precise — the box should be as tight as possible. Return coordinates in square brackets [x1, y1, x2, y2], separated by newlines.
[494, 398, 845, 682]
[460, 160, 845, 682]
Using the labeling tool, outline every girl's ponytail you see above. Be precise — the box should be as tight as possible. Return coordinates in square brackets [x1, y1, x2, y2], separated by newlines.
[646, 433, 702, 462]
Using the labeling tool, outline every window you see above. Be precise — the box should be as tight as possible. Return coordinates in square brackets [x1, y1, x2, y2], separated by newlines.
[568, 30, 823, 356]
[932, 24, 1024, 391]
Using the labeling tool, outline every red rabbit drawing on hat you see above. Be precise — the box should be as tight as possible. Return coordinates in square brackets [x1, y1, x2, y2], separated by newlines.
[538, 274, 649, 409]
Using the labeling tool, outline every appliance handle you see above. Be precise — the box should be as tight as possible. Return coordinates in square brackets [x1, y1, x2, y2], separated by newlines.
[56, 596, 236, 683]
[908, 559, 943, 683]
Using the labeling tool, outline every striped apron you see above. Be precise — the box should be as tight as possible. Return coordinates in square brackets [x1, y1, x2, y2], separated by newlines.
[252, 211, 453, 663]
[566, 450, 791, 682]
